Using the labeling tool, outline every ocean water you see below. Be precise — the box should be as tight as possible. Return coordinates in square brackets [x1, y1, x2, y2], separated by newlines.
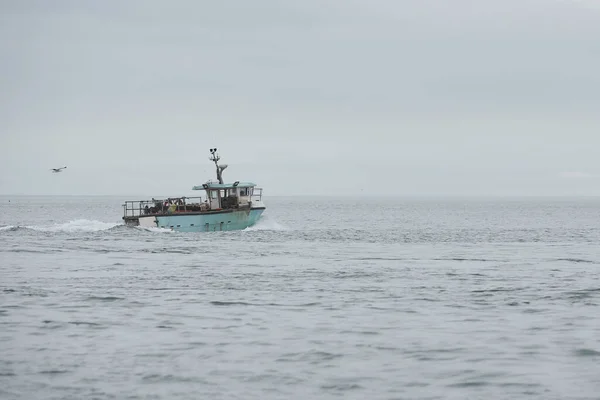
[1, 195, 599, 400]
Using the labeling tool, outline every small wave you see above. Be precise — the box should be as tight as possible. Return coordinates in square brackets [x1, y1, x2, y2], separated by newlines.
[555, 258, 596, 264]
[574, 348, 600, 357]
[448, 381, 489, 388]
[4, 248, 65, 254]
[38, 370, 69, 375]
[471, 288, 522, 293]
[135, 226, 174, 233]
[321, 383, 362, 391]
[434, 257, 496, 262]
[564, 288, 600, 300]
[86, 296, 124, 301]
[142, 247, 193, 254]
[22, 219, 121, 233]
[279, 350, 344, 363]
[141, 374, 203, 383]
[210, 301, 257, 306]
[209, 300, 320, 307]
[244, 215, 289, 231]
[0, 225, 16, 232]
[68, 321, 102, 326]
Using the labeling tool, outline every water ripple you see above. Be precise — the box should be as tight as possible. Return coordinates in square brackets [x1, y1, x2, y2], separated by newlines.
[2, 196, 600, 400]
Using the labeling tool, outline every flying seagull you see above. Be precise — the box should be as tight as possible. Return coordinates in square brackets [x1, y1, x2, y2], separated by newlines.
[51, 166, 67, 173]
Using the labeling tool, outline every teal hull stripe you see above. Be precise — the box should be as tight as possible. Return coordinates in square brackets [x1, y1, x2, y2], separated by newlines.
[155, 208, 264, 232]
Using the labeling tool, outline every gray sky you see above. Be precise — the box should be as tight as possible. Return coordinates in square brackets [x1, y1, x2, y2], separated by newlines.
[1, 0, 599, 197]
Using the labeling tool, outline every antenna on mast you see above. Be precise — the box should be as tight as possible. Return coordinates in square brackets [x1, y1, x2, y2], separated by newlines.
[209, 148, 227, 184]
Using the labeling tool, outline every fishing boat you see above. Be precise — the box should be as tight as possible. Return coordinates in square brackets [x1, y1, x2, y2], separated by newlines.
[122, 148, 265, 232]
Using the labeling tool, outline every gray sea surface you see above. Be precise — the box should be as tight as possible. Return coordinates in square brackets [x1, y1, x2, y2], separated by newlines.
[1, 195, 599, 400]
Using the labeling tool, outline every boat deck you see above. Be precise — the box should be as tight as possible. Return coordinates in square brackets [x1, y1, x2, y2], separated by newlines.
[123, 197, 208, 219]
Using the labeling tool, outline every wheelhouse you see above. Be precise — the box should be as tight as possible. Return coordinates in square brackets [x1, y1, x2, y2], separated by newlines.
[192, 181, 263, 210]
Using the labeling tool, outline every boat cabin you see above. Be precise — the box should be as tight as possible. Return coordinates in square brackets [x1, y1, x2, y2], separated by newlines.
[192, 181, 261, 211]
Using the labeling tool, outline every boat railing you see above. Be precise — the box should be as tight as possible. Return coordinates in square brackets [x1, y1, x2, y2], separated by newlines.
[251, 188, 263, 202]
[122, 197, 206, 218]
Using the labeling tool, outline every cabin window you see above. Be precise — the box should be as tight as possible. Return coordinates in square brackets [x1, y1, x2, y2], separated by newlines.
[239, 188, 248, 196]
[248, 187, 254, 196]
[210, 191, 218, 199]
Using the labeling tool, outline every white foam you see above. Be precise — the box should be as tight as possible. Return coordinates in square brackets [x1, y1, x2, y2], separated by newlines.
[27, 219, 121, 233]
[0, 225, 15, 231]
[244, 215, 289, 231]
[136, 226, 174, 233]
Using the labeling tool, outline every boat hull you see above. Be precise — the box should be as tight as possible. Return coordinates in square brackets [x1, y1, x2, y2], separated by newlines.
[128, 207, 265, 232]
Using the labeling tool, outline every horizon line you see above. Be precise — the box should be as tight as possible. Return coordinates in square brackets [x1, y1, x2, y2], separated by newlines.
[1, 193, 599, 199]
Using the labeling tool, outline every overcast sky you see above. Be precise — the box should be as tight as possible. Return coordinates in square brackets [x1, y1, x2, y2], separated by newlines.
[1, 0, 599, 197]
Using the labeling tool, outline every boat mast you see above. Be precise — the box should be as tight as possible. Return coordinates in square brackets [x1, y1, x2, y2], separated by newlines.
[209, 148, 227, 184]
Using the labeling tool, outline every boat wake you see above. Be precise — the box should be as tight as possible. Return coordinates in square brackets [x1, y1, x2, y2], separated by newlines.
[135, 226, 174, 233]
[1, 219, 122, 233]
[1, 217, 286, 234]
[244, 215, 289, 231]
